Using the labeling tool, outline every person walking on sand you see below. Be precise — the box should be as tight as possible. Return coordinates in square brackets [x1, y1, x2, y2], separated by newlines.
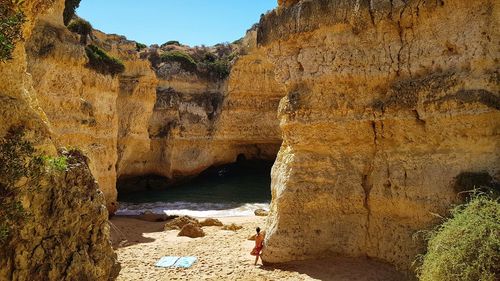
[251, 227, 265, 265]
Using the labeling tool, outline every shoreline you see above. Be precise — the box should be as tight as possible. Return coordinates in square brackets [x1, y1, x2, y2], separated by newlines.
[114, 201, 271, 218]
[110, 215, 410, 281]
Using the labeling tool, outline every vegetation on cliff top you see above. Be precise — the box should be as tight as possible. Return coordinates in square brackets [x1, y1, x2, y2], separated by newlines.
[66, 16, 126, 76]
[418, 193, 500, 281]
[157, 43, 236, 80]
[164, 40, 180, 46]
[160, 50, 197, 72]
[68, 18, 92, 44]
[85, 44, 125, 76]
[0, 0, 25, 62]
[136, 42, 147, 51]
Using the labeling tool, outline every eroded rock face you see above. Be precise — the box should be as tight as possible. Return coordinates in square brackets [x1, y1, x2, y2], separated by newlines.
[260, 0, 500, 271]
[26, 22, 121, 210]
[118, 30, 284, 183]
[0, 1, 119, 279]
[23, 16, 285, 205]
[0, 160, 120, 281]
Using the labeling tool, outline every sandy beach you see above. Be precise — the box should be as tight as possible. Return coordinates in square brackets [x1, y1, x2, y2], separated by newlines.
[110, 216, 409, 281]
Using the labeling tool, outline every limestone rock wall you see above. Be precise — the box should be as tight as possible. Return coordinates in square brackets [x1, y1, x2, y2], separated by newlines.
[213, 48, 284, 161]
[118, 31, 284, 182]
[261, 0, 500, 271]
[25, 19, 159, 209]
[116, 59, 158, 181]
[24, 13, 285, 203]
[1, 159, 120, 281]
[18, 3, 288, 199]
[26, 22, 121, 208]
[0, 0, 120, 279]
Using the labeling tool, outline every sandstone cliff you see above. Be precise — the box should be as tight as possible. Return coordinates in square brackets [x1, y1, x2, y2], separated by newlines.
[25, 20, 159, 209]
[24, 14, 284, 202]
[261, 0, 499, 271]
[0, 0, 119, 280]
[116, 31, 284, 187]
[4, 0, 496, 277]
[1, 149, 120, 281]
[26, 22, 121, 209]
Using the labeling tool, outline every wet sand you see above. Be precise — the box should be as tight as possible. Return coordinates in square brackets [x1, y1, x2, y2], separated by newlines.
[110, 216, 411, 281]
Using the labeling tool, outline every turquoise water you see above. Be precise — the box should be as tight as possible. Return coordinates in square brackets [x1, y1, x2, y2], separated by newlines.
[116, 161, 273, 217]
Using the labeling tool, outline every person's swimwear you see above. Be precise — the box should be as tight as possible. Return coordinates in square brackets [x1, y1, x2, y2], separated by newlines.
[251, 245, 262, 256]
[251, 232, 264, 256]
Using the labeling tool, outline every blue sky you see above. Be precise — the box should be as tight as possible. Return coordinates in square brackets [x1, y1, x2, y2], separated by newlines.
[77, 0, 277, 47]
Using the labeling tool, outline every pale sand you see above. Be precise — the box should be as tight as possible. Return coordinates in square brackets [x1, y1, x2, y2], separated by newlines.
[110, 216, 410, 281]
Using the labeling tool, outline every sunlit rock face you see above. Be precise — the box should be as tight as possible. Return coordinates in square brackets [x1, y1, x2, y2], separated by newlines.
[0, 0, 119, 279]
[25, 17, 160, 209]
[26, 22, 121, 209]
[118, 31, 285, 182]
[24, 7, 285, 205]
[261, 0, 499, 271]
[0, 159, 121, 281]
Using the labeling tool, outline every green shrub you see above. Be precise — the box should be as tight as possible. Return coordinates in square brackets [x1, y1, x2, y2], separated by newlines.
[68, 18, 92, 36]
[85, 45, 125, 76]
[0, 224, 8, 243]
[203, 59, 230, 80]
[43, 156, 68, 172]
[136, 42, 147, 51]
[0, 0, 25, 61]
[227, 51, 239, 62]
[63, 0, 81, 26]
[418, 195, 500, 281]
[67, 18, 91, 44]
[160, 50, 197, 72]
[165, 40, 180, 46]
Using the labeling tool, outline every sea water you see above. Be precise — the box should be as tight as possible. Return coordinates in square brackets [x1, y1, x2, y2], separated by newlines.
[116, 161, 272, 217]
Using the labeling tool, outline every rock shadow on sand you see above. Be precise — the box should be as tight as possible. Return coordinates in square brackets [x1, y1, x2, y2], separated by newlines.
[260, 257, 413, 281]
[109, 217, 165, 249]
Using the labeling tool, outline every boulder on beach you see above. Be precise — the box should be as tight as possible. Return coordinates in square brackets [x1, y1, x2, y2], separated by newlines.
[164, 216, 199, 230]
[254, 209, 269, 216]
[221, 223, 243, 231]
[178, 223, 205, 238]
[200, 218, 223, 227]
[139, 211, 175, 222]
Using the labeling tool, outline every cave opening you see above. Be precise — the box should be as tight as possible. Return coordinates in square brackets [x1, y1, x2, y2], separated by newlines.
[116, 158, 274, 217]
